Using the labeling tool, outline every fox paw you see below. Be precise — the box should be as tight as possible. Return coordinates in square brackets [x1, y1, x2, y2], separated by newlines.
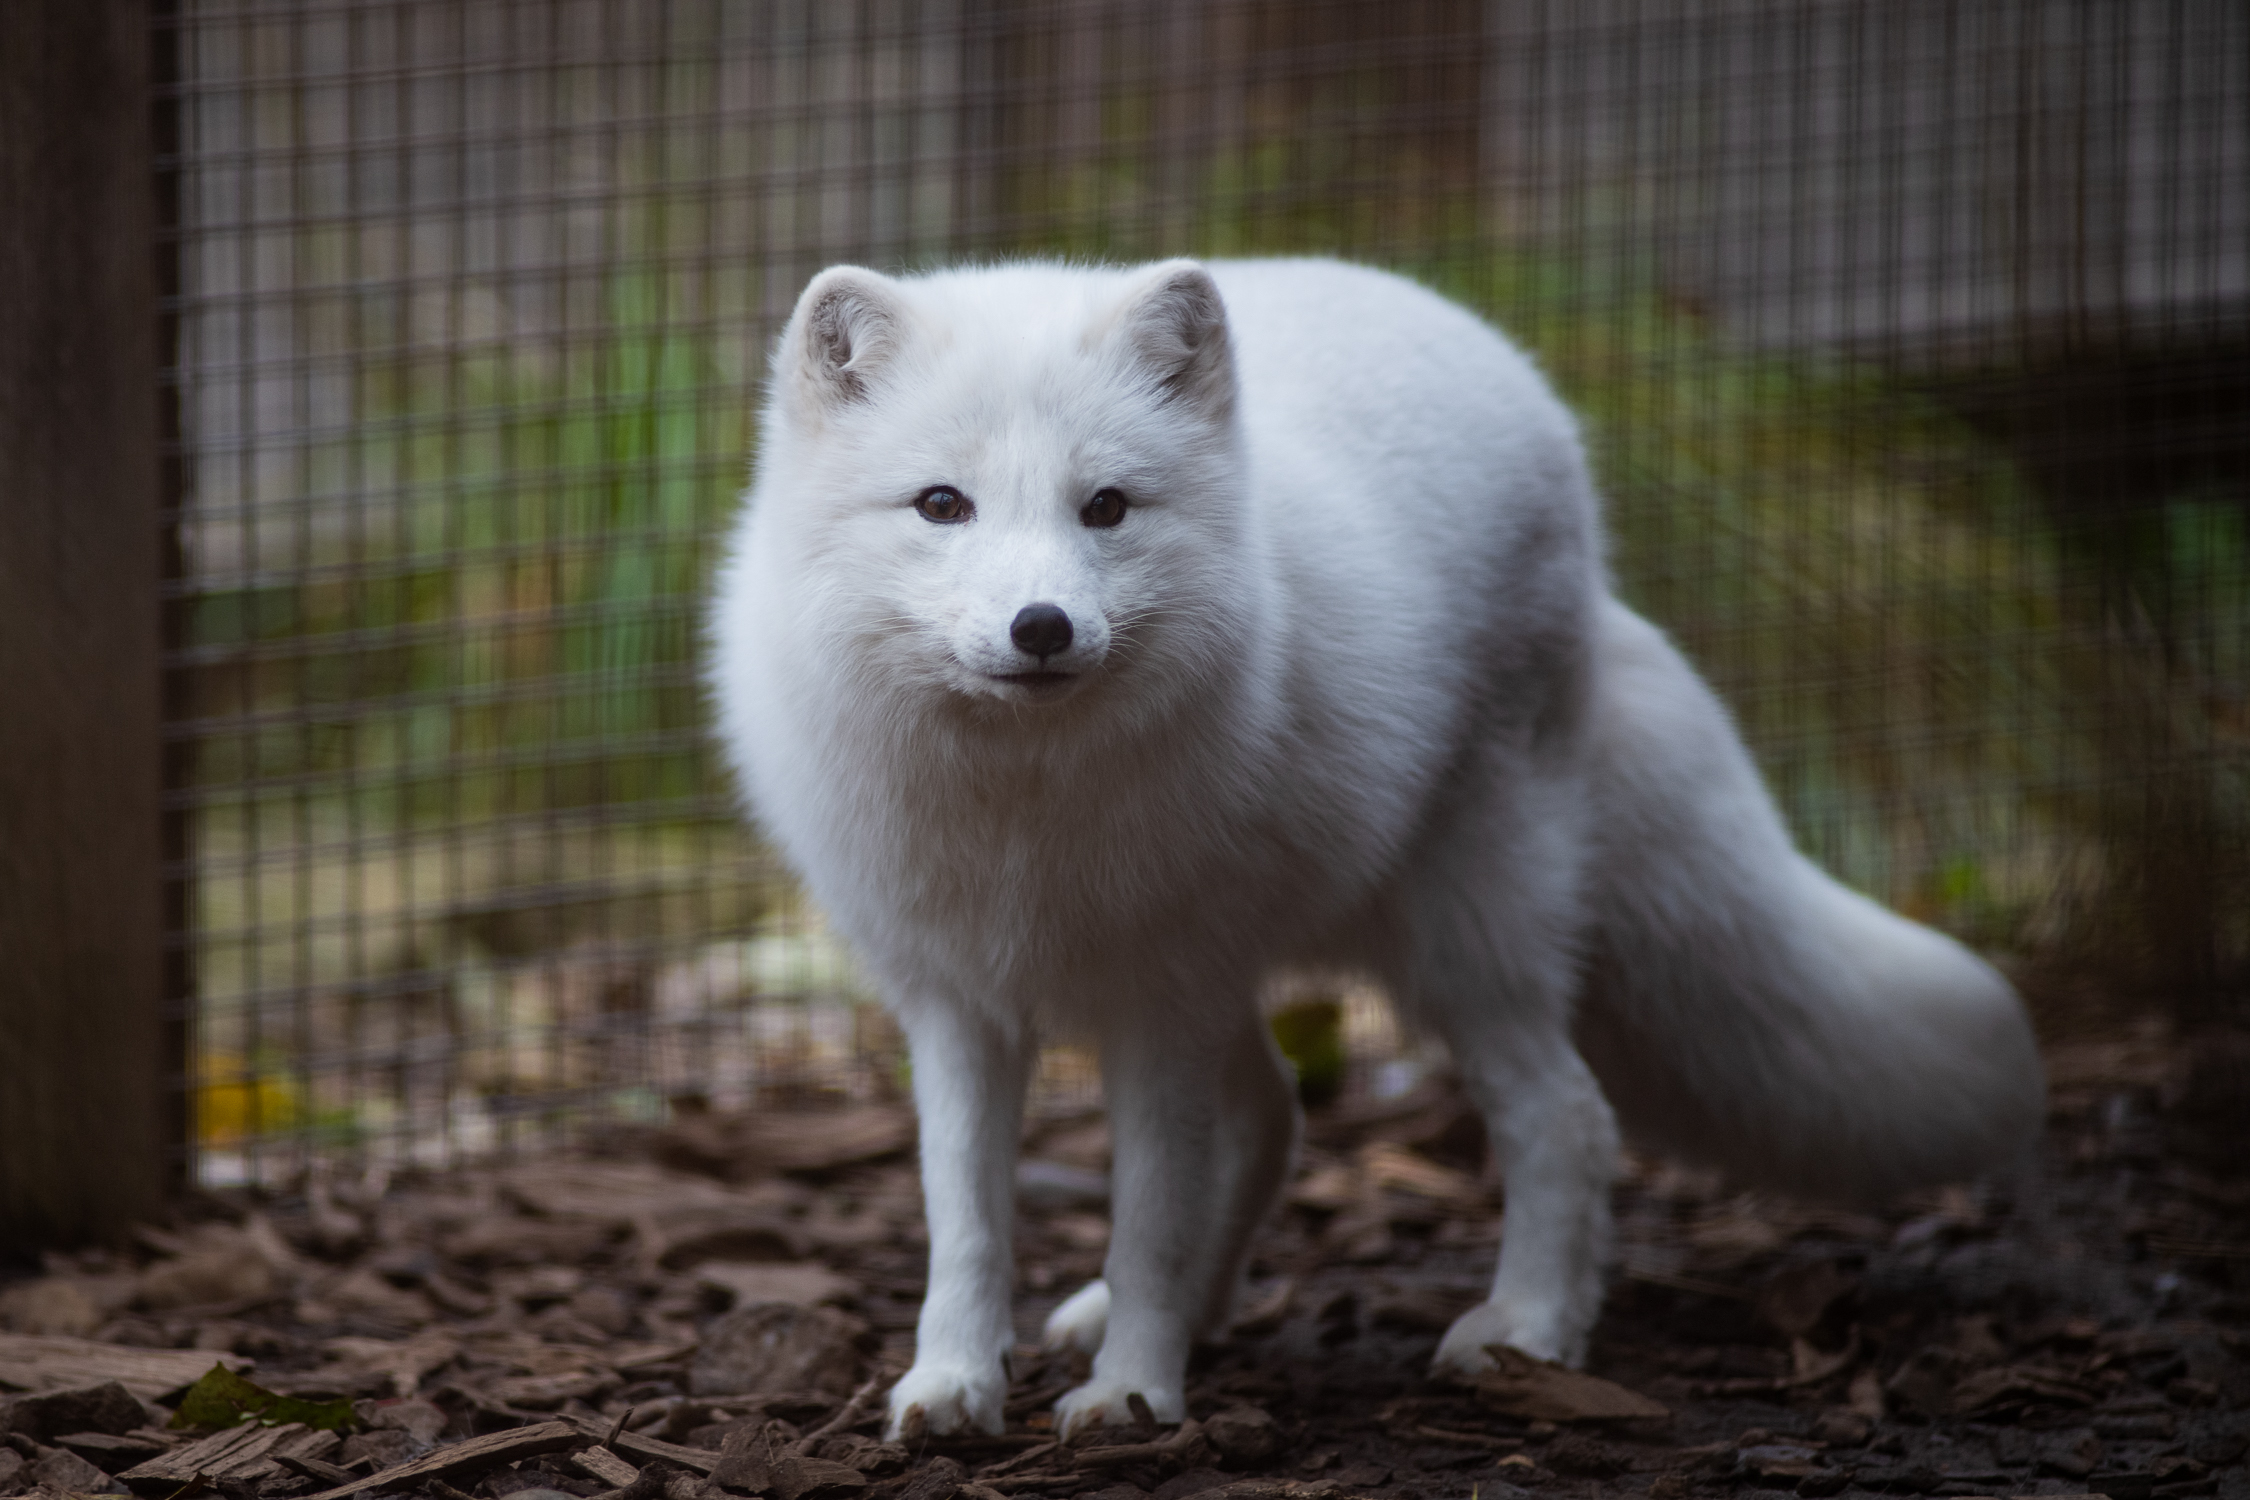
[885, 1360, 1006, 1440]
[1041, 1279, 1109, 1356]
[1054, 1373, 1184, 1438]
[1431, 1296, 1587, 1378]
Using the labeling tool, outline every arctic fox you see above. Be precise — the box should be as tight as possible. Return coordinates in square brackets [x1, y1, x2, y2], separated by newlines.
[708, 258, 2044, 1440]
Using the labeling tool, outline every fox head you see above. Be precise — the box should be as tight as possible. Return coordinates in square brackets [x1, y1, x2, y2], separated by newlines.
[743, 260, 1254, 718]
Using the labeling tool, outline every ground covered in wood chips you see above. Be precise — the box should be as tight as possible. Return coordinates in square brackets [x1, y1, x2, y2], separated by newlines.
[5, 1015, 2248, 1500]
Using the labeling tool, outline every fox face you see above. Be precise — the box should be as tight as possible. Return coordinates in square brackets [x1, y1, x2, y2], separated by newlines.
[750, 260, 1253, 715]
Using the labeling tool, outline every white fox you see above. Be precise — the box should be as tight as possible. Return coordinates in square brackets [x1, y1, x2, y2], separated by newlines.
[708, 258, 2044, 1440]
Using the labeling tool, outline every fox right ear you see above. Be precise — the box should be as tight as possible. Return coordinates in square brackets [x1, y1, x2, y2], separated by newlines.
[1108, 259, 1234, 417]
[781, 266, 907, 419]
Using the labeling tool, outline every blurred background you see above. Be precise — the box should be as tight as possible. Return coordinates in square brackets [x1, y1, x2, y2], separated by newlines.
[147, 0, 2246, 1189]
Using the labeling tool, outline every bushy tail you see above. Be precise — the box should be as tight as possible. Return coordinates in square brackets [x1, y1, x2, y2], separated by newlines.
[1574, 600, 2045, 1203]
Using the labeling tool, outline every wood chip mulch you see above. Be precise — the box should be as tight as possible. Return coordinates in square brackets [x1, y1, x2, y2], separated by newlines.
[4, 1016, 2247, 1500]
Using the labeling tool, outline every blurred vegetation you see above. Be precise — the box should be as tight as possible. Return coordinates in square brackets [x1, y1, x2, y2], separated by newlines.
[178, 263, 781, 1165]
[184, 270, 731, 824]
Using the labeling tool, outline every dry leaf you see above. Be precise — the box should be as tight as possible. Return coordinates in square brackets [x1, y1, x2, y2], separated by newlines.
[0, 1276, 136, 1337]
[1685, 1204, 1790, 1266]
[1230, 1280, 1295, 1336]
[1287, 1163, 1359, 1212]
[1786, 1332, 1860, 1386]
[503, 1161, 749, 1222]
[654, 1106, 914, 1182]
[688, 1304, 873, 1399]
[1354, 1142, 1480, 1204]
[1948, 1363, 2101, 1414]
[488, 1369, 619, 1409]
[1756, 1260, 1858, 1339]
[697, 1262, 861, 1310]
[1472, 1347, 1669, 1423]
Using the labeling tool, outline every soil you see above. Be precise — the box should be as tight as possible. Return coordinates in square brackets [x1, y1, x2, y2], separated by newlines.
[4, 1013, 2247, 1500]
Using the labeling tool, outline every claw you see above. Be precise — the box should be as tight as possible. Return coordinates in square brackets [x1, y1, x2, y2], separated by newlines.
[1431, 1296, 1586, 1379]
[883, 1362, 1007, 1441]
[1054, 1377, 1184, 1438]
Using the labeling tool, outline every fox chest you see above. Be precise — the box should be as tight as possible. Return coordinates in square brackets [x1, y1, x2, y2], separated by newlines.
[784, 744, 1330, 1001]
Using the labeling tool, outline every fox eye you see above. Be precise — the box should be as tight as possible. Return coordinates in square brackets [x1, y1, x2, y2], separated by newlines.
[914, 486, 973, 524]
[1082, 487, 1128, 529]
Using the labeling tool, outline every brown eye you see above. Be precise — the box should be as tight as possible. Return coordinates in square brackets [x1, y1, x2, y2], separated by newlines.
[1082, 487, 1128, 528]
[915, 486, 973, 523]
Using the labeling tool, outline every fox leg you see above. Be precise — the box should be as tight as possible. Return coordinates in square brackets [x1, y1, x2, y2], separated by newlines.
[1390, 757, 1620, 1374]
[1426, 1000, 1618, 1372]
[1039, 1274, 1111, 1357]
[885, 1001, 1033, 1439]
[1051, 1000, 1298, 1435]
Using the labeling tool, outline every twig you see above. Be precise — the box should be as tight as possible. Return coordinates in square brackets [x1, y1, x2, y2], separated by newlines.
[975, 1441, 1064, 1479]
[159, 1473, 210, 1500]
[1071, 1419, 1207, 1472]
[301, 1418, 591, 1500]
[794, 1376, 887, 1456]
[605, 1407, 635, 1451]
[980, 1474, 1076, 1494]
[1620, 1265, 1751, 1301]
[1409, 1424, 1523, 1452]
[921, 1434, 1051, 1452]
[275, 1455, 358, 1486]
[1689, 1331, 1862, 1396]
[1001, 1382, 1071, 1419]
[1070, 1441, 1168, 1469]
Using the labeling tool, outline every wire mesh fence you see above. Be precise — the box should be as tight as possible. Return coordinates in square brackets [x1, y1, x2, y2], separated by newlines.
[157, 0, 2250, 1186]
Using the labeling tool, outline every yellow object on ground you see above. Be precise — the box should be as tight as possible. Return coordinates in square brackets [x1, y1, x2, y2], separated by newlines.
[1270, 999, 1346, 1107]
[195, 1053, 300, 1144]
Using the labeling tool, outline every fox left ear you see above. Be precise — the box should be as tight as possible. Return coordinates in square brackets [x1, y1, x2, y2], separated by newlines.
[781, 265, 909, 422]
[1109, 260, 1234, 416]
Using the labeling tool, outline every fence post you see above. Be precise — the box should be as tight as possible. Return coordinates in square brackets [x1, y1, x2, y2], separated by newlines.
[0, 0, 170, 1251]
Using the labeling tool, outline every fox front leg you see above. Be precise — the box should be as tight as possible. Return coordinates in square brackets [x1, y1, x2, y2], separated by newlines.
[1054, 1001, 1297, 1436]
[885, 1001, 1033, 1439]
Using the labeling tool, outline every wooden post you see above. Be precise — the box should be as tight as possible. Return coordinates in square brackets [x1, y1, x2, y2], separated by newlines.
[0, 0, 170, 1251]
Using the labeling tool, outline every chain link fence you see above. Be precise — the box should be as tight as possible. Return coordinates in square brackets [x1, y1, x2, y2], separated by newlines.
[157, 0, 2250, 1185]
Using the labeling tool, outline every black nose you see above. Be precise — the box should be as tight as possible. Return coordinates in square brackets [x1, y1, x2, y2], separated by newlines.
[1010, 602, 1074, 660]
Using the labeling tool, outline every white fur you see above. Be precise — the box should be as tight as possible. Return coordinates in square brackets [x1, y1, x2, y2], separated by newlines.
[708, 258, 2046, 1439]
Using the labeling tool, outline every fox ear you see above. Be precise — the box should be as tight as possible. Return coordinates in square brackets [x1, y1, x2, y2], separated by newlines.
[1110, 260, 1234, 415]
[782, 265, 907, 418]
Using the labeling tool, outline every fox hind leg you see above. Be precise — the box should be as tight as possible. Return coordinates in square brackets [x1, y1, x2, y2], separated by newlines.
[1387, 767, 1619, 1374]
[1041, 1277, 1109, 1356]
[1427, 1012, 1618, 1372]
